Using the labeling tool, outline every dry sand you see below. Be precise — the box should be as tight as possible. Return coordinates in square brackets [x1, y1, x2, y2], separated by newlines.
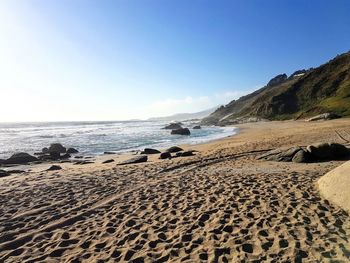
[318, 160, 350, 213]
[0, 119, 350, 262]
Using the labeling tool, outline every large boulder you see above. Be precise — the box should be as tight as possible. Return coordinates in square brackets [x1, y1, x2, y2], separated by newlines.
[48, 143, 66, 154]
[5, 152, 38, 164]
[292, 150, 311, 163]
[163, 123, 183, 130]
[258, 147, 302, 162]
[159, 152, 171, 159]
[193, 125, 201, 129]
[67, 147, 79, 154]
[118, 155, 148, 165]
[42, 147, 49, 154]
[171, 128, 191, 136]
[166, 146, 183, 153]
[141, 148, 161, 154]
[307, 143, 349, 160]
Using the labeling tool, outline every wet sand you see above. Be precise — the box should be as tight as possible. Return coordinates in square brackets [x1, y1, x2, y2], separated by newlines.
[0, 119, 350, 262]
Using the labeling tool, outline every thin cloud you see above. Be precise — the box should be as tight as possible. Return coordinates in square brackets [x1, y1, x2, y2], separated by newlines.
[145, 89, 255, 118]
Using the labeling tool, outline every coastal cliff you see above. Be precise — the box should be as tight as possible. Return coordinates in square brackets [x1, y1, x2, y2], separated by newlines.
[202, 51, 350, 125]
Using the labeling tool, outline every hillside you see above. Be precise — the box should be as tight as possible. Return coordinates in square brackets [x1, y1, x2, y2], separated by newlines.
[202, 51, 350, 125]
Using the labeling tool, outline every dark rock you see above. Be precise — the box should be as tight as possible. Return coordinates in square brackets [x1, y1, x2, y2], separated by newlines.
[163, 123, 183, 130]
[67, 148, 79, 154]
[60, 153, 71, 159]
[42, 147, 49, 154]
[307, 143, 349, 160]
[181, 151, 195, 157]
[159, 152, 171, 159]
[141, 148, 161, 154]
[49, 151, 61, 160]
[5, 152, 38, 164]
[0, 169, 8, 177]
[267, 74, 288, 87]
[47, 165, 62, 171]
[193, 125, 201, 129]
[48, 143, 66, 153]
[102, 159, 114, 164]
[292, 150, 311, 163]
[118, 155, 148, 165]
[171, 128, 191, 136]
[166, 146, 183, 153]
[104, 151, 116, 155]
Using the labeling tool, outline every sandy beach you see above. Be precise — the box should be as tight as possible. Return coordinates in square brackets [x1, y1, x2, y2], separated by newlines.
[1, 119, 350, 262]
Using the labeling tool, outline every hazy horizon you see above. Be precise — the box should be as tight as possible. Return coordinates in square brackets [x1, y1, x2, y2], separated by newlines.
[1, 0, 349, 122]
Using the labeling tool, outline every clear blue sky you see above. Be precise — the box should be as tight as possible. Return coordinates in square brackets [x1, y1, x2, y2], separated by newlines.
[0, 0, 349, 121]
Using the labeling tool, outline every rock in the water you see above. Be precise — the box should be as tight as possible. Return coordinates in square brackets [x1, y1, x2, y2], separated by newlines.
[102, 159, 114, 164]
[193, 125, 201, 129]
[141, 148, 161, 154]
[118, 155, 148, 165]
[48, 143, 66, 154]
[292, 150, 311, 163]
[166, 146, 183, 153]
[171, 128, 191, 136]
[307, 143, 349, 160]
[67, 148, 79, 154]
[307, 113, 339, 122]
[5, 152, 38, 164]
[159, 152, 171, 159]
[163, 123, 183, 130]
[47, 165, 62, 171]
[42, 147, 49, 154]
[0, 169, 8, 177]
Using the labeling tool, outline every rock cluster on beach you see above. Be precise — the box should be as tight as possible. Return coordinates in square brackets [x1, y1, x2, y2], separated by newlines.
[117, 146, 197, 164]
[162, 122, 202, 136]
[258, 142, 349, 163]
[35, 143, 79, 161]
[0, 143, 80, 168]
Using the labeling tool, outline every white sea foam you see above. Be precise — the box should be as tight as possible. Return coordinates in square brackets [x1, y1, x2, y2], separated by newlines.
[0, 121, 237, 158]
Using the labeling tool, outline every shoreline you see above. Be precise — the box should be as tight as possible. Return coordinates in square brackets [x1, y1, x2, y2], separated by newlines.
[1, 118, 350, 262]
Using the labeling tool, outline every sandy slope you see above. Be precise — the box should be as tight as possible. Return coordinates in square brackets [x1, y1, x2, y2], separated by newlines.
[0, 119, 350, 262]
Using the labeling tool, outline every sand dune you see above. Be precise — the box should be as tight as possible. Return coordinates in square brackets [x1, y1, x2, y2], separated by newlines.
[0, 119, 350, 262]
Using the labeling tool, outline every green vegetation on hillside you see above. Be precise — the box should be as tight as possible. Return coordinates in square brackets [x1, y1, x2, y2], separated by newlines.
[202, 51, 350, 125]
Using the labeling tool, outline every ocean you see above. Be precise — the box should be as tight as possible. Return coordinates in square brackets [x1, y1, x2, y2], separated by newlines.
[0, 121, 237, 158]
